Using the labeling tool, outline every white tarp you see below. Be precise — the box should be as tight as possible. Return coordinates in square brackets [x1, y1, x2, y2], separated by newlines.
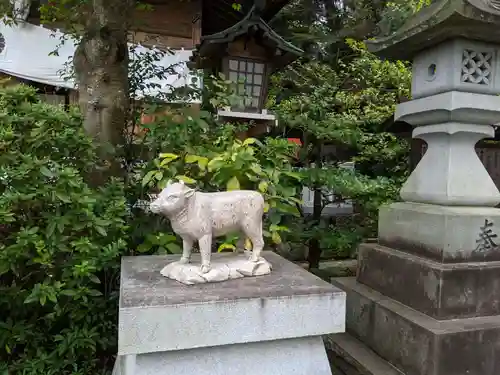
[0, 20, 201, 102]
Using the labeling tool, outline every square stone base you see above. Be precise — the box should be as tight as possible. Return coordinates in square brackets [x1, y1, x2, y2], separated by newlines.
[114, 336, 332, 375]
[379, 202, 500, 262]
[331, 277, 500, 375]
[115, 252, 346, 374]
[357, 243, 500, 319]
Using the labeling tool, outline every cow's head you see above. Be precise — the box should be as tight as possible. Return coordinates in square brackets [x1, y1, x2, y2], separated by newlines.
[149, 180, 195, 215]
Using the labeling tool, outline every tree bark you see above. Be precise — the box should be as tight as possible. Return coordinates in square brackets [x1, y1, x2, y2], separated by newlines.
[73, 0, 133, 155]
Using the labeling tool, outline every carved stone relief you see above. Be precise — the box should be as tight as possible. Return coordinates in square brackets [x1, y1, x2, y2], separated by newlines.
[461, 49, 493, 85]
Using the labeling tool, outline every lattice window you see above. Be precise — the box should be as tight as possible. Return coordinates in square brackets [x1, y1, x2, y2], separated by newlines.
[227, 58, 266, 111]
[461, 50, 493, 85]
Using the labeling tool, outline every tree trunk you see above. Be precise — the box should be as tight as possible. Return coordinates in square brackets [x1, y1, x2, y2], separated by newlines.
[73, 0, 133, 157]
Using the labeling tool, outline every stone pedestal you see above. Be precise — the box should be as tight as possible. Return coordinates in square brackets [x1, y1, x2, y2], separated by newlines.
[328, 203, 500, 375]
[329, 277, 500, 375]
[113, 251, 346, 375]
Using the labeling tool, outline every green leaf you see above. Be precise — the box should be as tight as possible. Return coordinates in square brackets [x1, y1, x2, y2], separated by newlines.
[47, 292, 57, 303]
[207, 156, 224, 172]
[89, 274, 101, 284]
[287, 197, 304, 205]
[185, 154, 200, 163]
[158, 178, 169, 189]
[271, 231, 282, 244]
[198, 157, 209, 171]
[137, 243, 152, 253]
[95, 226, 107, 237]
[165, 242, 182, 254]
[160, 157, 176, 166]
[142, 170, 156, 186]
[283, 171, 303, 180]
[157, 246, 168, 255]
[40, 166, 53, 178]
[46, 221, 57, 238]
[60, 289, 77, 297]
[243, 137, 257, 146]
[245, 172, 259, 182]
[218, 243, 236, 252]
[175, 175, 196, 184]
[250, 163, 262, 175]
[258, 181, 268, 193]
[154, 171, 164, 181]
[226, 176, 240, 191]
[55, 192, 71, 203]
[88, 289, 102, 297]
[269, 212, 281, 225]
[23, 294, 36, 304]
[158, 233, 177, 243]
[275, 202, 301, 216]
[159, 153, 178, 159]
[270, 224, 290, 233]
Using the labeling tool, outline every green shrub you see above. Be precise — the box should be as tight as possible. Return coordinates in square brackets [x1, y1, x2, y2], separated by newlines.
[131, 101, 303, 252]
[0, 85, 129, 374]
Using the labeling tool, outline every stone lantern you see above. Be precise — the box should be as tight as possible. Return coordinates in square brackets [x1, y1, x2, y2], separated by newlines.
[189, 1, 302, 134]
[328, 2, 500, 375]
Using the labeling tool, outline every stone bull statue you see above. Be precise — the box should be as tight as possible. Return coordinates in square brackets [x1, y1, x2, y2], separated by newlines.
[149, 181, 266, 274]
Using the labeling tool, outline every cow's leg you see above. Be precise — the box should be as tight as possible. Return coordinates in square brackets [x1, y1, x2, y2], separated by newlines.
[236, 235, 252, 255]
[243, 222, 264, 262]
[198, 234, 212, 273]
[236, 236, 245, 254]
[179, 237, 193, 264]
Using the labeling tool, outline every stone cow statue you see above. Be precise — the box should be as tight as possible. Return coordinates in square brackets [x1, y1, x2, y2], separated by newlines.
[149, 181, 265, 273]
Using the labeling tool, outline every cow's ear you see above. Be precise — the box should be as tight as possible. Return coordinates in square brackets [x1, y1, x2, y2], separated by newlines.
[184, 187, 195, 198]
[178, 180, 185, 185]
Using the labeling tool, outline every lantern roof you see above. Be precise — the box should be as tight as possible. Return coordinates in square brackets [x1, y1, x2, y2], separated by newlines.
[190, 1, 303, 71]
[201, 0, 292, 36]
[366, 0, 500, 61]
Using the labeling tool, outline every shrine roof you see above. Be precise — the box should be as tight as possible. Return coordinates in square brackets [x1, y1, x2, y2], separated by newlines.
[202, 0, 291, 36]
[190, 3, 302, 71]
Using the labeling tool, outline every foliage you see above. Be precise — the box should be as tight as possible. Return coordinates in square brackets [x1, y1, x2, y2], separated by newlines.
[272, 36, 412, 265]
[0, 85, 129, 374]
[376, 0, 433, 36]
[0, 0, 424, 373]
[137, 108, 302, 251]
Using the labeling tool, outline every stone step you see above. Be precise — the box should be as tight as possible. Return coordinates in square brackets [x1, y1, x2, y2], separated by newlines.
[295, 259, 358, 272]
[325, 333, 404, 375]
[332, 277, 500, 375]
[319, 259, 357, 275]
[308, 259, 358, 281]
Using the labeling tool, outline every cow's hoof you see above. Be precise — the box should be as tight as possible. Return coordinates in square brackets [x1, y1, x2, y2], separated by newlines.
[200, 264, 211, 274]
[178, 257, 190, 264]
[249, 255, 260, 263]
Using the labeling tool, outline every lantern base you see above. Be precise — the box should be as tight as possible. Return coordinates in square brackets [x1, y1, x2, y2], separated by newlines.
[328, 277, 500, 375]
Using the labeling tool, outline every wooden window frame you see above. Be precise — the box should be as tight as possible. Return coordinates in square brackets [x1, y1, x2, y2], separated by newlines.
[223, 56, 269, 113]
